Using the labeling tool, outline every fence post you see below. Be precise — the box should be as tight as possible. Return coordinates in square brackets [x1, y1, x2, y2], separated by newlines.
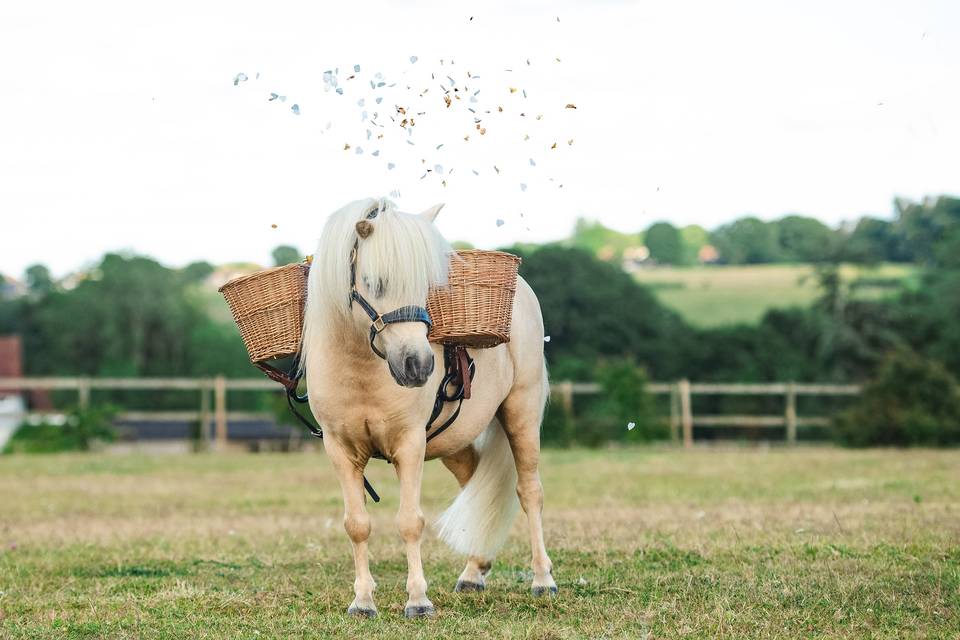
[214, 375, 227, 450]
[199, 379, 211, 450]
[785, 381, 797, 446]
[78, 378, 91, 410]
[679, 378, 693, 449]
[559, 381, 575, 445]
[669, 383, 680, 443]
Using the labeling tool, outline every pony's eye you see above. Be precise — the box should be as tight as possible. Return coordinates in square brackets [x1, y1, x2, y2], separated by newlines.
[362, 277, 387, 298]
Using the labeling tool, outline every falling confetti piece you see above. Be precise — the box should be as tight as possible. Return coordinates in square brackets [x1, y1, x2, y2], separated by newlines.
[472, 169, 479, 175]
[406, 140, 415, 145]
[520, 183, 527, 191]
[494, 165, 500, 174]
[356, 147, 363, 154]
[271, 224, 278, 229]
[479, 127, 486, 135]
[568, 139, 574, 145]
[444, 95, 452, 108]
[354, 64, 361, 73]
[409, 55, 418, 64]
[358, 98, 365, 107]
[529, 158, 536, 166]
[627, 422, 636, 431]
[551, 142, 557, 149]
[336, 87, 343, 95]
[376, 97, 383, 104]
[509, 87, 517, 93]
[435, 164, 443, 174]
[344, 143, 351, 150]
[496, 219, 505, 227]
[269, 93, 279, 101]
[544, 336, 551, 342]
[387, 162, 396, 169]
[565, 103, 577, 109]
[372, 150, 380, 156]
[291, 104, 300, 115]
[233, 72, 248, 86]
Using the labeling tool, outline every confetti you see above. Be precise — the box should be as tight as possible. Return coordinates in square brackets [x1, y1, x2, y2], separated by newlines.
[509, 87, 517, 93]
[406, 140, 415, 145]
[544, 336, 551, 342]
[358, 98, 365, 107]
[494, 165, 500, 174]
[568, 139, 574, 145]
[529, 158, 536, 166]
[444, 95, 452, 108]
[233, 72, 248, 86]
[354, 64, 361, 73]
[376, 97, 383, 104]
[627, 422, 636, 431]
[291, 104, 300, 115]
[434, 164, 444, 174]
[472, 169, 479, 175]
[356, 147, 363, 154]
[409, 55, 418, 64]
[387, 162, 396, 169]
[551, 142, 557, 149]
[271, 223, 278, 229]
[372, 150, 380, 156]
[496, 219, 505, 227]
[389, 189, 400, 198]
[520, 183, 527, 191]
[336, 87, 343, 95]
[565, 103, 577, 109]
[344, 143, 351, 150]
[269, 93, 279, 101]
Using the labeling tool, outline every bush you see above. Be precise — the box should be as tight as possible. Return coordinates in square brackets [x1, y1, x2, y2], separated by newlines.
[3, 405, 118, 454]
[833, 350, 960, 446]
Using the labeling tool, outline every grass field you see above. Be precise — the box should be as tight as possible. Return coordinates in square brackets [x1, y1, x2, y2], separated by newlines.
[1, 447, 958, 639]
[633, 263, 917, 327]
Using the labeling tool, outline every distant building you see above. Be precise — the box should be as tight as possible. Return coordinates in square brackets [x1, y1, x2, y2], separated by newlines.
[698, 244, 720, 264]
[0, 275, 26, 299]
[621, 246, 651, 273]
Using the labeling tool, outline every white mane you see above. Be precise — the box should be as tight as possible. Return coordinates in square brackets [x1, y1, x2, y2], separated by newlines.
[300, 197, 450, 368]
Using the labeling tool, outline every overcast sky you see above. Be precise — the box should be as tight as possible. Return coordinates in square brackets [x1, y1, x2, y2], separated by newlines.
[1, 0, 958, 277]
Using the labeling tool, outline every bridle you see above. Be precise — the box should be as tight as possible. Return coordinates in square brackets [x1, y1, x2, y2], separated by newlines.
[348, 205, 433, 360]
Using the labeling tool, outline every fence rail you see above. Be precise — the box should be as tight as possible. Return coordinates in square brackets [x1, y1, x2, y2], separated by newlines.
[0, 376, 861, 448]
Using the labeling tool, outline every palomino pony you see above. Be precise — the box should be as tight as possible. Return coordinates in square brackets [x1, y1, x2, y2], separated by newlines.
[299, 197, 556, 618]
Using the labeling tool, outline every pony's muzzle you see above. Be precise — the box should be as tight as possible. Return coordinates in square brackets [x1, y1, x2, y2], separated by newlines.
[389, 349, 435, 388]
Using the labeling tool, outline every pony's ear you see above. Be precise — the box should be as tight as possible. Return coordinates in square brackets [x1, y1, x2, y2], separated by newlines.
[420, 203, 445, 223]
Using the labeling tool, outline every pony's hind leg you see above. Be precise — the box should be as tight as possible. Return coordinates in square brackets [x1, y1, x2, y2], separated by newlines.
[324, 438, 377, 617]
[393, 433, 435, 618]
[499, 382, 557, 597]
[441, 446, 493, 592]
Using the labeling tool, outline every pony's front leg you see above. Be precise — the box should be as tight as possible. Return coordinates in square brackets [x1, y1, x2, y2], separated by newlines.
[393, 435, 435, 618]
[324, 438, 377, 617]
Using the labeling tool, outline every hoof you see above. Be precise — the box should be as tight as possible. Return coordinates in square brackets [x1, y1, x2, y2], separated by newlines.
[532, 585, 559, 597]
[455, 580, 485, 593]
[347, 605, 377, 619]
[404, 604, 436, 618]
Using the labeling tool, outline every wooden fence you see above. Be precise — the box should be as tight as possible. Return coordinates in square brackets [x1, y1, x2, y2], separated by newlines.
[0, 377, 860, 448]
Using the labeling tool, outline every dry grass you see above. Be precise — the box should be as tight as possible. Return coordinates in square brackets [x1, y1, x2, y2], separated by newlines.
[1, 446, 958, 638]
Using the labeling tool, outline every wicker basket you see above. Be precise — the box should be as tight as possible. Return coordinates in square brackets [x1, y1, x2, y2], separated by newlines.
[219, 262, 309, 363]
[427, 250, 522, 348]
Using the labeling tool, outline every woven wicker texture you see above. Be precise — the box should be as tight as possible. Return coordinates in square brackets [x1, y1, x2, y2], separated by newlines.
[219, 263, 308, 363]
[427, 250, 521, 348]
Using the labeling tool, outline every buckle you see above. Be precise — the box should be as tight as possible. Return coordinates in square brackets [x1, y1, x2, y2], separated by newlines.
[372, 316, 386, 332]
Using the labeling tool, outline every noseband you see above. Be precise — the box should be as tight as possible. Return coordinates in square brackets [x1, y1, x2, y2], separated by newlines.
[349, 207, 432, 360]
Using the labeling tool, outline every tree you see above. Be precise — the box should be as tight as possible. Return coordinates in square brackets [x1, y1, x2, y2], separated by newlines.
[844, 217, 905, 263]
[680, 225, 709, 263]
[507, 245, 694, 380]
[25, 264, 54, 295]
[710, 217, 781, 264]
[271, 245, 302, 267]
[181, 261, 214, 284]
[644, 222, 684, 265]
[776, 215, 837, 262]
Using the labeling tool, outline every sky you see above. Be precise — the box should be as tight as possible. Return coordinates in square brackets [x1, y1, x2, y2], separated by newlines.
[1, 0, 958, 277]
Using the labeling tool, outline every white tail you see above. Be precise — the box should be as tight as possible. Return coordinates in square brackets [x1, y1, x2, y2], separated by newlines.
[436, 420, 519, 560]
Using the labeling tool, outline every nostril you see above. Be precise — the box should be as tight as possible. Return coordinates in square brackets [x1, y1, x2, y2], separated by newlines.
[404, 354, 419, 379]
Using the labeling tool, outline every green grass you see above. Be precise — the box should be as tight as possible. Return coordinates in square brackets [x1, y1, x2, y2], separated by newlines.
[634, 263, 918, 327]
[1, 447, 958, 638]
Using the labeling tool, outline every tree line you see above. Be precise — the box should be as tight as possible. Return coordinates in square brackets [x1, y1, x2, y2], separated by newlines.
[572, 195, 959, 266]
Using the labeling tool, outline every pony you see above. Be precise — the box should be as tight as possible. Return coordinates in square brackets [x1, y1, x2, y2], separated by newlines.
[299, 197, 556, 618]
